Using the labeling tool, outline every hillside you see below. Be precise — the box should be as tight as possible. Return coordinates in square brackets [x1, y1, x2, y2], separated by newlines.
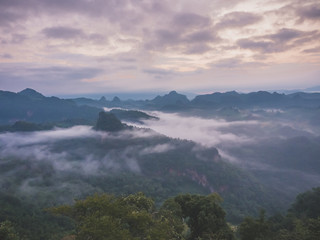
[0, 89, 101, 125]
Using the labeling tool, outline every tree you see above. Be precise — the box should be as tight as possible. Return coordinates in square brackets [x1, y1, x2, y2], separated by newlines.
[289, 187, 320, 219]
[173, 193, 235, 240]
[239, 210, 271, 240]
[50, 193, 184, 240]
[0, 221, 20, 240]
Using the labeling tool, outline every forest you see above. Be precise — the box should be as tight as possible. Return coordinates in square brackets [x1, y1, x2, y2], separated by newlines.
[1, 188, 320, 239]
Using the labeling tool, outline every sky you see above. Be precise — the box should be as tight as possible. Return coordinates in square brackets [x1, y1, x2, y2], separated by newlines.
[0, 0, 319, 97]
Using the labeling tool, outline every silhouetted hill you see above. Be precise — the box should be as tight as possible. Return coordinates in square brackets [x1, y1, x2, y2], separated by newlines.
[18, 88, 45, 100]
[151, 91, 190, 107]
[0, 89, 101, 125]
[2, 89, 320, 126]
[70, 90, 320, 111]
[95, 111, 125, 132]
[191, 91, 320, 108]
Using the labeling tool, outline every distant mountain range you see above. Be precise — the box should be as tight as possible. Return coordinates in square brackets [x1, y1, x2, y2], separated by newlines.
[1, 88, 320, 125]
[71, 89, 320, 110]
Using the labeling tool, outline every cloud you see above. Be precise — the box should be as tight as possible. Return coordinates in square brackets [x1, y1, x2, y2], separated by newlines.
[41, 26, 107, 44]
[0, 64, 105, 93]
[42, 26, 85, 39]
[268, 28, 304, 42]
[184, 44, 212, 54]
[237, 28, 319, 53]
[303, 46, 320, 53]
[185, 30, 217, 43]
[143, 68, 176, 76]
[213, 58, 242, 69]
[173, 12, 211, 29]
[296, 3, 320, 22]
[1, 33, 27, 44]
[0, 9, 24, 27]
[146, 29, 181, 50]
[216, 11, 262, 29]
[237, 39, 274, 52]
[145, 27, 218, 54]
[0, 0, 320, 94]
[140, 143, 174, 155]
[0, 126, 95, 147]
[0, 53, 13, 59]
[0, 125, 161, 178]
[143, 8, 217, 54]
[133, 112, 256, 148]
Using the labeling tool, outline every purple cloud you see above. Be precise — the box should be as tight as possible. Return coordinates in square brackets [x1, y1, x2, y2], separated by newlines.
[173, 12, 211, 28]
[42, 26, 85, 39]
[185, 30, 217, 43]
[216, 11, 262, 29]
[237, 28, 319, 53]
[296, 4, 320, 21]
[0, 53, 13, 59]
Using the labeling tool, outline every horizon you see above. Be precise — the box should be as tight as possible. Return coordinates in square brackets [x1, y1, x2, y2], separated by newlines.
[3, 85, 320, 101]
[0, 0, 319, 96]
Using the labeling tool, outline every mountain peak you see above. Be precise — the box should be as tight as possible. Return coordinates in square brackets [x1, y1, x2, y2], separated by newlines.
[112, 96, 121, 102]
[18, 88, 45, 100]
[95, 111, 124, 132]
[151, 91, 189, 107]
[99, 96, 107, 102]
[168, 90, 178, 95]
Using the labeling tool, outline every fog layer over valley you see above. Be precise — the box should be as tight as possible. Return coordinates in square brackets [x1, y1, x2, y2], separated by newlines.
[134, 109, 320, 200]
[0, 123, 275, 222]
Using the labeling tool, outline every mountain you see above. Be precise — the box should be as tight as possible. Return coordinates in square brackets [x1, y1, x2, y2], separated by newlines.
[95, 111, 125, 132]
[71, 90, 191, 110]
[191, 91, 320, 108]
[0, 88, 101, 125]
[305, 85, 320, 92]
[18, 88, 45, 100]
[71, 90, 320, 111]
[149, 91, 190, 109]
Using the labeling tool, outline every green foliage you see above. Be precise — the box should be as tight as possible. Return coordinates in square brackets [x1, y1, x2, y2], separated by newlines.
[289, 187, 320, 219]
[238, 187, 320, 240]
[239, 210, 271, 240]
[0, 192, 74, 240]
[51, 193, 185, 240]
[173, 193, 235, 240]
[0, 221, 20, 240]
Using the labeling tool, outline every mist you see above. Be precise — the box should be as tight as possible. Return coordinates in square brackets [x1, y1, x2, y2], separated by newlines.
[0, 106, 319, 211]
[131, 110, 317, 153]
[129, 110, 320, 197]
[0, 125, 178, 205]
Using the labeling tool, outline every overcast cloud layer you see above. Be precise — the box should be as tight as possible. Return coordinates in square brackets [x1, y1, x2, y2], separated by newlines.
[0, 0, 319, 95]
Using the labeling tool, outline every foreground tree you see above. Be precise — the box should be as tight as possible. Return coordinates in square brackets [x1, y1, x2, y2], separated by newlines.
[50, 192, 184, 240]
[172, 193, 235, 240]
[0, 221, 20, 240]
[239, 210, 271, 240]
[238, 187, 320, 240]
[289, 187, 320, 219]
